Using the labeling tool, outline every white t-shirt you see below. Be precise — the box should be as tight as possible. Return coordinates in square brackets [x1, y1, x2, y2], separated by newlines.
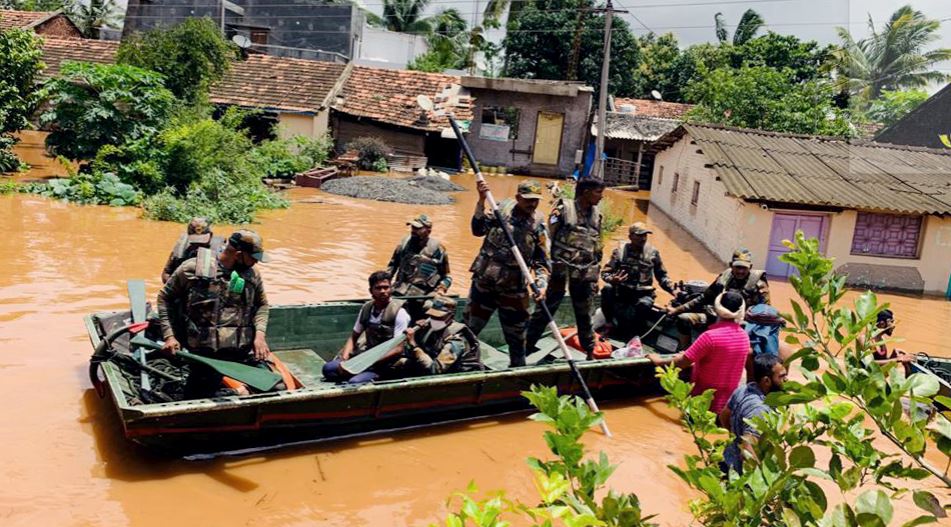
[353, 305, 411, 335]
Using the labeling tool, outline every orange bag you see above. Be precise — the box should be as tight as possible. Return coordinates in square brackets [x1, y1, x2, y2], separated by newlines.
[560, 328, 613, 359]
[220, 352, 302, 393]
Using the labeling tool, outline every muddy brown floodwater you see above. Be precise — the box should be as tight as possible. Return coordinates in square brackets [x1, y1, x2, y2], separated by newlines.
[0, 167, 949, 526]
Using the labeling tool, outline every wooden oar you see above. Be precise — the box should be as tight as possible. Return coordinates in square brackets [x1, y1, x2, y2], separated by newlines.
[127, 280, 152, 391]
[339, 334, 407, 376]
[448, 116, 612, 437]
[129, 334, 283, 393]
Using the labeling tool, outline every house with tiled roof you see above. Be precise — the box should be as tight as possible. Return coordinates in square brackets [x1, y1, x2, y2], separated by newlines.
[0, 9, 81, 37]
[39, 38, 349, 139]
[332, 66, 474, 169]
[588, 97, 694, 188]
[875, 83, 951, 150]
[649, 123, 951, 295]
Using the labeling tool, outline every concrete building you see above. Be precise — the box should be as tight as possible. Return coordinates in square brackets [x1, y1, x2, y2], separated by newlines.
[0, 9, 82, 37]
[649, 123, 951, 295]
[354, 23, 428, 69]
[122, 0, 362, 62]
[332, 66, 473, 170]
[461, 77, 593, 178]
[875, 83, 951, 150]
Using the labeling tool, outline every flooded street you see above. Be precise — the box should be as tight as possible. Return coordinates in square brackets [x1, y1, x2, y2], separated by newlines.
[1, 166, 949, 525]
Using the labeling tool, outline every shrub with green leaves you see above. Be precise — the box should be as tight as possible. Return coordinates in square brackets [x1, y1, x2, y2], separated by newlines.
[40, 61, 176, 161]
[0, 28, 44, 172]
[158, 116, 257, 192]
[347, 136, 391, 171]
[250, 134, 333, 179]
[116, 18, 237, 105]
[28, 170, 142, 206]
[142, 168, 287, 224]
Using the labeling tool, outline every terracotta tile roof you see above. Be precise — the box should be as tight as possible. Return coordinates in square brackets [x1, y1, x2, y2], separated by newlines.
[39, 36, 118, 78]
[613, 98, 694, 120]
[335, 66, 474, 132]
[210, 54, 348, 113]
[0, 9, 57, 30]
[656, 123, 951, 215]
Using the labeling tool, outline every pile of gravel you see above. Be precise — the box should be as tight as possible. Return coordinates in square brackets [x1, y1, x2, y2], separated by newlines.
[404, 175, 465, 192]
[322, 176, 456, 205]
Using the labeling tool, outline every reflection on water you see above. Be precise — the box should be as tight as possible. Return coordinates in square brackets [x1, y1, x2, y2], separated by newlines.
[1, 150, 949, 525]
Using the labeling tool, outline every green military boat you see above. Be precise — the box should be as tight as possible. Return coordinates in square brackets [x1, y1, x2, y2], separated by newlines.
[85, 297, 681, 455]
[911, 353, 951, 409]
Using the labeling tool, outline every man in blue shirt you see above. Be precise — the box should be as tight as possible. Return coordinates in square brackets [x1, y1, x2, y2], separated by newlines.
[719, 353, 788, 474]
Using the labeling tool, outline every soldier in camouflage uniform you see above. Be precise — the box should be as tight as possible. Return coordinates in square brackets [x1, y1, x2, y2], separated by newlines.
[158, 230, 272, 399]
[525, 178, 605, 358]
[668, 248, 769, 348]
[600, 222, 676, 336]
[465, 180, 551, 367]
[386, 213, 452, 321]
[161, 217, 225, 282]
[393, 296, 482, 377]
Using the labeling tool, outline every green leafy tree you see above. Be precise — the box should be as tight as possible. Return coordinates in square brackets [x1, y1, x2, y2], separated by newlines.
[685, 65, 852, 136]
[0, 28, 43, 172]
[629, 32, 682, 100]
[661, 43, 730, 103]
[865, 89, 929, 127]
[67, 0, 122, 39]
[714, 9, 765, 46]
[502, 0, 640, 96]
[0, 0, 66, 9]
[407, 8, 471, 72]
[116, 18, 237, 105]
[832, 5, 951, 107]
[726, 33, 834, 83]
[39, 61, 176, 161]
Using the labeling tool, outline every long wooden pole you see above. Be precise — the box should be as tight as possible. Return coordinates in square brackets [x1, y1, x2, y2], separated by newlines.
[448, 117, 612, 437]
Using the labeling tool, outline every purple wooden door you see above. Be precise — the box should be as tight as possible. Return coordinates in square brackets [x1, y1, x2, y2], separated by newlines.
[766, 213, 827, 278]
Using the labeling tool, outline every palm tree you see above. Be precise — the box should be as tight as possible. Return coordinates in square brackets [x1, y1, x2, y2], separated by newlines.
[68, 0, 121, 39]
[832, 5, 951, 104]
[714, 9, 764, 45]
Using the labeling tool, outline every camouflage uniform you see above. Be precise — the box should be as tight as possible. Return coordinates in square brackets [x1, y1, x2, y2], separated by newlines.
[675, 248, 769, 333]
[157, 230, 270, 398]
[386, 214, 452, 321]
[600, 229, 675, 332]
[395, 296, 482, 377]
[161, 217, 225, 282]
[465, 181, 551, 367]
[526, 197, 602, 355]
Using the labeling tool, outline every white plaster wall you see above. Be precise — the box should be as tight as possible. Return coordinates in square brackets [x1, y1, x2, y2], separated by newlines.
[277, 113, 323, 139]
[650, 134, 745, 265]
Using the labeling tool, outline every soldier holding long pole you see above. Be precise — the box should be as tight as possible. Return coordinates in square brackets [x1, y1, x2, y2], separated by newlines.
[450, 118, 612, 437]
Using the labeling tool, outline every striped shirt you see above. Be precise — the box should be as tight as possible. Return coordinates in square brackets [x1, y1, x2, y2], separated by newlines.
[684, 320, 750, 414]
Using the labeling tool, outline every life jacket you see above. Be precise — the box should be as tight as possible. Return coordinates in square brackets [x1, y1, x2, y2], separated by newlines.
[418, 321, 482, 373]
[551, 198, 602, 280]
[357, 299, 406, 350]
[183, 247, 257, 352]
[169, 234, 225, 277]
[616, 242, 661, 292]
[392, 236, 445, 295]
[559, 328, 613, 359]
[716, 268, 767, 305]
[470, 199, 546, 289]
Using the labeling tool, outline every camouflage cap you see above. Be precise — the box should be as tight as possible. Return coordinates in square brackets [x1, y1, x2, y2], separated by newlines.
[731, 248, 753, 268]
[629, 222, 652, 235]
[187, 217, 212, 235]
[425, 295, 457, 318]
[516, 180, 544, 199]
[228, 230, 270, 262]
[407, 214, 433, 228]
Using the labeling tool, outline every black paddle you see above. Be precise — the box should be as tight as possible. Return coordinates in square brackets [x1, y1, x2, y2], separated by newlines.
[127, 280, 152, 391]
[448, 116, 612, 437]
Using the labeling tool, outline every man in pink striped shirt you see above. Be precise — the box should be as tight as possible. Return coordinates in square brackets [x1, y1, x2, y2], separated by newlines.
[647, 291, 750, 414]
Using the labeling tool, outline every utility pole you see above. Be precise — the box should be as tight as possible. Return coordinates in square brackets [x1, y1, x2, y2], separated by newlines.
[220, 0, 226, 36]
[590, 0, 626, 180]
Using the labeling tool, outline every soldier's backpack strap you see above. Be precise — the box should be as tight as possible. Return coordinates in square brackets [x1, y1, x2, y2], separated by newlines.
[384, 298, 405, 323]
[357, 301, 374, 328]
[209, 235, 226, 256]
[559, 198, 577, 228]
[194, 247, 217, 279]
[171, 234, 189, 259]
[748, 269, 765, 283]
[397, 234, 412, 256]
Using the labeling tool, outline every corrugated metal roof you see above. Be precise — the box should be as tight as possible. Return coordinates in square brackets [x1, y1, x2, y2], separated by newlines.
[670, 124, 951, 215]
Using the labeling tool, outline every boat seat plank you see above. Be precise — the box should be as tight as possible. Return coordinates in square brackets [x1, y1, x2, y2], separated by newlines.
[273, 348, 325, 388]
[479, 342, 511, 371]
